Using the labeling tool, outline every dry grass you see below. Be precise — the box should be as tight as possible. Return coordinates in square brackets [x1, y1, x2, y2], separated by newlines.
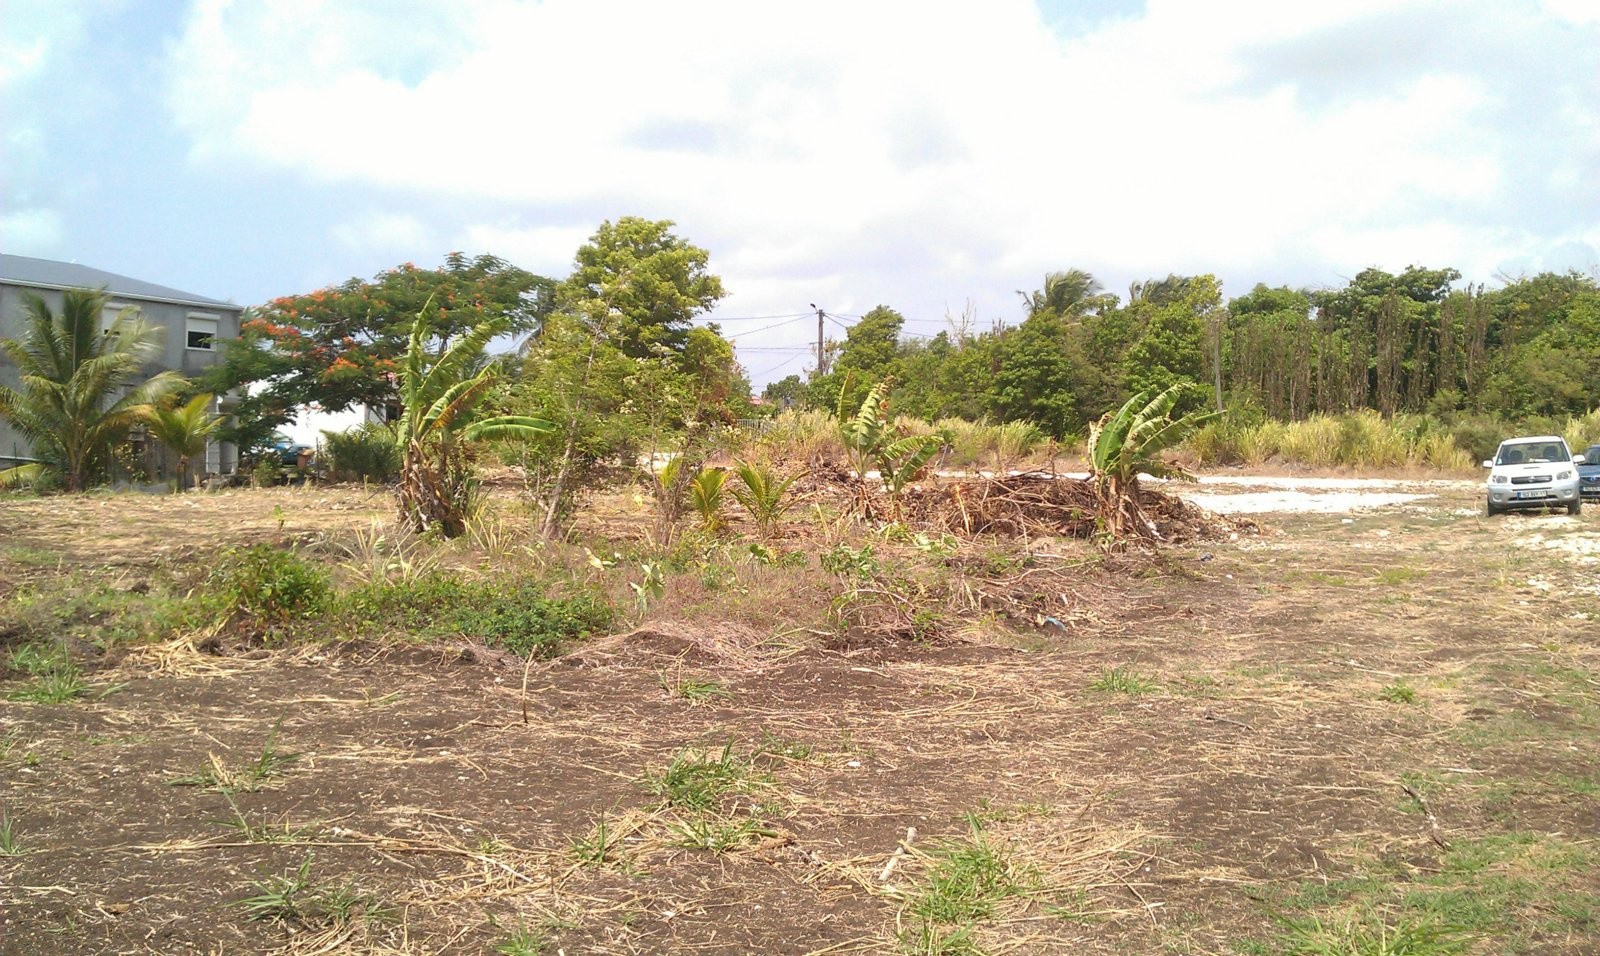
[2, 481, 1598, 953]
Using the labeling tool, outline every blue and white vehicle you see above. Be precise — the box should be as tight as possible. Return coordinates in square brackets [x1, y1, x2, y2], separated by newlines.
[1483, 436, 1585, 516]
[1579, 444, 1600, 501]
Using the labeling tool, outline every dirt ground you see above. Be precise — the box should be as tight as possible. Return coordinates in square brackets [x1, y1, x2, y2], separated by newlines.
[1, 478, 1597, 955]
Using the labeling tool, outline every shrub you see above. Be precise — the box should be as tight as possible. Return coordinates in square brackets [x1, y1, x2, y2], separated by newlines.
[341, 574, 613, 657]
[211, 546, 332, 623]
[729, 461, 803, 536]
[321, 423, 400, 483]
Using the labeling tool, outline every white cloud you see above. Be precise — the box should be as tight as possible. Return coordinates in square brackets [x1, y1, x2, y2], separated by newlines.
[330, 212, 432, 256]
[163, 0, 1600, 381]
[0, 207, 65, 254]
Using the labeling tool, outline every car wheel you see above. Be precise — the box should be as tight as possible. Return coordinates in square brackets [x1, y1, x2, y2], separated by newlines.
[1486, 500, 1501, 517]
[1569, 500, 1582, 516]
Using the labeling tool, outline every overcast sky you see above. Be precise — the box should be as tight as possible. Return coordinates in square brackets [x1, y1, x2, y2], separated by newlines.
[4, 0, 1598, 387]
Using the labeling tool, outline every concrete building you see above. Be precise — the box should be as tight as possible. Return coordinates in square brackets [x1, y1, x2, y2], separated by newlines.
[0, 254, 244, 477]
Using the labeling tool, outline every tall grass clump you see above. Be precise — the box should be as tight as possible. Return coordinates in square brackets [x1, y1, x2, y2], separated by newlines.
[321, 423, 400, 483]
[756, 408, 843, 463]
[1186, 410, 1478, 473]
[1562, 409, 1600, 456]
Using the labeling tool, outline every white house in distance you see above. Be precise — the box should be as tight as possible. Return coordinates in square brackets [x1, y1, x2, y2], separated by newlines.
[0, 254, 243, 476]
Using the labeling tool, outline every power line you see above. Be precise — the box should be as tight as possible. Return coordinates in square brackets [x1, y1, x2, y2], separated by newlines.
[725, 315, 812, 339]
[702, 312, 812, 322]
[749, 352, 808, 380]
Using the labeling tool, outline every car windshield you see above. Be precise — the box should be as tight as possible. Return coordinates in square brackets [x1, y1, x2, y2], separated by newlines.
[1497, 441, 1568, 465]
[1585, 445, 1600, 463]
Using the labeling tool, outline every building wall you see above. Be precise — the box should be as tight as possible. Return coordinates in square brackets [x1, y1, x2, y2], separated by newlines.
[0, 282, 242, 473]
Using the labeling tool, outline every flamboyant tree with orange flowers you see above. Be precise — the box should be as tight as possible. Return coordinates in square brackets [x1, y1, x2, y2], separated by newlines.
[203, 253, 553, 457]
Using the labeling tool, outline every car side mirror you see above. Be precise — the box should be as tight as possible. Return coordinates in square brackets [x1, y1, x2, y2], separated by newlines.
[1575, 455, 1588, 465]
[1481, 459, 1494, 468]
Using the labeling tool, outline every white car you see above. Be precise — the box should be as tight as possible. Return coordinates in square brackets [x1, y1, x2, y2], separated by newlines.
[1484, 435, 1585, 516]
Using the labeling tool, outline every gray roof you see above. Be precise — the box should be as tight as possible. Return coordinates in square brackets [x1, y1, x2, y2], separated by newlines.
[0, 254, 238, 310]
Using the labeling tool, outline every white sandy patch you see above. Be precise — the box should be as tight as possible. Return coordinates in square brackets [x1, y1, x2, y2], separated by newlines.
[1179, 490, 1433, 514]
[1513, 525, 1600, 563]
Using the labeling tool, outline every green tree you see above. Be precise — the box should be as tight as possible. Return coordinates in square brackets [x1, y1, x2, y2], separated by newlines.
[557, 217, 726, 359]
[808, 305, 904, 411]
[761, 373, 806, 408]
[1121, 275, 1218, 403]
[0, 289, 185, 490]
[204, 253, 552, 457]
[1019, 269, 1110, 318]
[988, 314, 1101, 437]
[144, 393, 224, 491]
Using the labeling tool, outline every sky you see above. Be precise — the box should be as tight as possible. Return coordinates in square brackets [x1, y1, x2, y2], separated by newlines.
[4, 0, 1599, 393]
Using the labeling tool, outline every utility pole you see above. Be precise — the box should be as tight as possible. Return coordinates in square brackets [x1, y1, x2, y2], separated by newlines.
[810, 303, 828, 376]
[1213, 313, 1225, 413]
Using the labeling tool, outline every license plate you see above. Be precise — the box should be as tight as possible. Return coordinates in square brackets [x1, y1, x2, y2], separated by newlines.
[1513, 491, 1547, 500]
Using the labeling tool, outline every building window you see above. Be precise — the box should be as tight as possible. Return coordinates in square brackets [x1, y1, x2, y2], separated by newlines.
[186, 313, 219, 350]
[103, 303, 136, 333]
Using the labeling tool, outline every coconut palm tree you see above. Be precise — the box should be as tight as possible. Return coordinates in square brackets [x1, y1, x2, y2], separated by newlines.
[1018, 269, 1106, 319]
[1087, 384, 1219, 538]
[394, 304, 552, 536]
[145, 393, 224, 491]
[0, 288, 184, 490]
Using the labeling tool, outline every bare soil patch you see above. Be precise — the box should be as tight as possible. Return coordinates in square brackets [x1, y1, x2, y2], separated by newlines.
[2, 479, 1598, 954]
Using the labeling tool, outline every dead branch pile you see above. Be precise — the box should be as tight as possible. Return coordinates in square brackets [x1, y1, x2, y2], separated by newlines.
[902, 473, 1254, 543]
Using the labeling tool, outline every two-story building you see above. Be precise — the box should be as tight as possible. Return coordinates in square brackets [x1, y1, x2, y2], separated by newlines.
[0, 254, 244, 478]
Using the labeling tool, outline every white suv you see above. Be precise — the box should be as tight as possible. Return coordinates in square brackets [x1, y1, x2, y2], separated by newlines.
[1484, 436, 1585, 516]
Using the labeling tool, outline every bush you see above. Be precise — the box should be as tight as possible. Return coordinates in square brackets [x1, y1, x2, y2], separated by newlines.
[321, 423, 399, 483]
[211, 546, 332, 623]
[342, 574, 614, 657]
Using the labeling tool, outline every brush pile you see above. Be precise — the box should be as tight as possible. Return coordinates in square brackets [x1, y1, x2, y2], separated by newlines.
[902, 472, 1252, 543]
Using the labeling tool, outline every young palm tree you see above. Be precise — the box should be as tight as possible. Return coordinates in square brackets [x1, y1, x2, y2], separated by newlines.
[145, 393, 224, 491]
[395, 305, 552, 536]
[0, 289, 184, 490]
[1087, 384, 1220, 538]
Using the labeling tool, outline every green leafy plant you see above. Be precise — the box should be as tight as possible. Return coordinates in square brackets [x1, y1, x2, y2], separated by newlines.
[1087, 384, 1220, 538]
[0, 288, 185, 490]
[642, 743, 769, 812]
[239, 854, 386, 928]
[495, 925, 550, 956]
[689, 466, 728, 533]
[394, 302, 552, 537]
[0, 811, 25, 856]
[320, 422, 400, 483]
[899, 818, 1041, 952]
[1269, 912, 1469, 955]
[728, 460, 803, 536]
[629, 562, 665, 614]
[839, 377, 947, 513]
[657, 670, 733, 705]
[210, 545, 331, 624]
[570, 813, 628, 869]
[168, 722, 299, 793]
[1380, 682, 1418, 704]
[1088, 666, 1159, 694]
[144, 393, 225, 491]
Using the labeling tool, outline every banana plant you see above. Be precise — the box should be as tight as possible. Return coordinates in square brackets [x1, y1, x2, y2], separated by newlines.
[838, 376, 947, 514]
[1087, 384, 1219, 538]
[395, 304, 551, 536]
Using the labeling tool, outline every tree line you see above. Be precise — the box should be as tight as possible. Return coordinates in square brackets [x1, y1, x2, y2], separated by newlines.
[773, 266, 1600, 436]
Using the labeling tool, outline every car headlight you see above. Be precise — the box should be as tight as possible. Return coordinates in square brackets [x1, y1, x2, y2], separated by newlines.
[1557, 469, 1573, 480]
[1490, 473, 1509, 484]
